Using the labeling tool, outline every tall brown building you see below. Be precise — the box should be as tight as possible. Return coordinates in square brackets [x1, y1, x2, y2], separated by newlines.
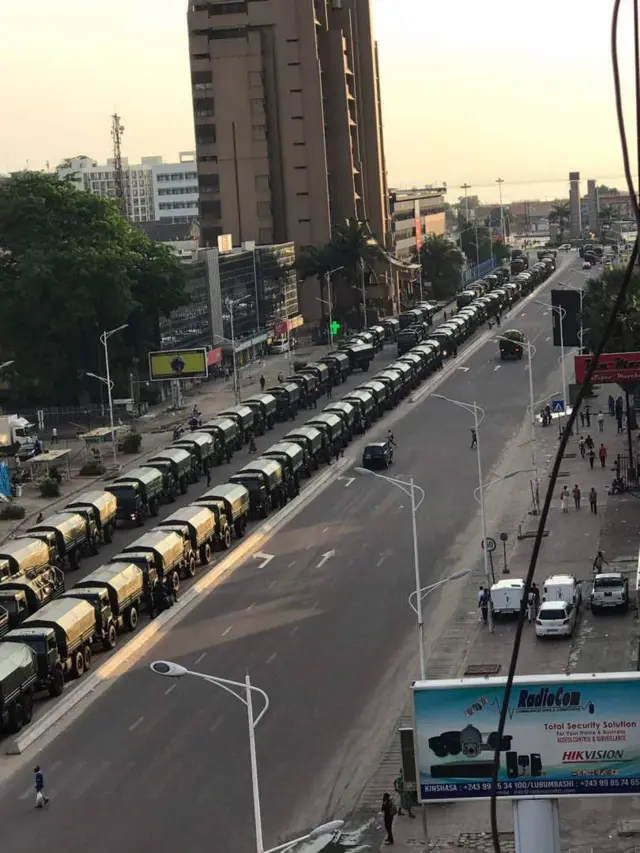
[187, 0, 390, 318]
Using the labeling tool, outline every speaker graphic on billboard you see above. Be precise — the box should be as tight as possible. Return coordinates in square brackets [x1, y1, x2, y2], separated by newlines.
[551, 290, 581, 348]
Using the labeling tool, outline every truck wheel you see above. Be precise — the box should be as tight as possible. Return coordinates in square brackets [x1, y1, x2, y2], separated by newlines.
[7, 702, 24, 734]
[184, 555, 196, 579]
[22, 691, 34, 724]
[104, 523, 114, 544]
[69, 547, 80, 570]
[73, 650, 85, 679]
[200, 542, 212, 564]
[103, 623, 117, 651]
[127, 607, 138, 632]
[179, 476, 188, 495]
[90, 532, 100, 555]
[234, 519, 246, 538]
[172, 571, 180, 593]
[260, 498, 270, 519]
[83, 645, 92, 671]
[49, 666, 65, 698]
[222, 527, 231, 550]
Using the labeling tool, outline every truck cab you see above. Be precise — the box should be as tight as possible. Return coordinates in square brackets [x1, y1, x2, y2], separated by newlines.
[243, 394, 278, 433]
[229, 458, 286, 519]
[283, 426, 325, 470]
[200, 417, 239, 461]
[106, 467, 164, 525]
[0, 538, 52, 578]
[4, 626, 65, 697]
[193, 484, 250, 539]
[261, 442, 304, 497]
[25, 511, 97, 570]
[0, 566, 65, 629]
[218, 406, 256, 445]
[66, 490, 118, 544]
[267, 383, 301, 421]
[62, 586, 117, 650]
[145, 447, 194, 495]
[173, 432, 216, 475]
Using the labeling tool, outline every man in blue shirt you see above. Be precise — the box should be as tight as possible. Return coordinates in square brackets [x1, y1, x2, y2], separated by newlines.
[34, 765, 49, 808]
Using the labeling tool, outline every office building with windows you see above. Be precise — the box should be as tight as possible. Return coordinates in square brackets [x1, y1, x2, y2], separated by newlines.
[56, 152, 199, 224]
[389, 187, 447, 259]
[187, 0, 390, 318]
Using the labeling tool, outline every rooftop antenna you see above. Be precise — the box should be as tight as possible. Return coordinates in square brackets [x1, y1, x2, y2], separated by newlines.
[111, 113, 127, 219]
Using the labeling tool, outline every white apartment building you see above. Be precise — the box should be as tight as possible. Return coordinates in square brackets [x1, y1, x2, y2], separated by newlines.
[56, 152, 199, 224]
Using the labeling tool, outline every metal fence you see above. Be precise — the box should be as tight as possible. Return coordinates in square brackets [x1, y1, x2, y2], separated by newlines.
[462, 258, 497, 286]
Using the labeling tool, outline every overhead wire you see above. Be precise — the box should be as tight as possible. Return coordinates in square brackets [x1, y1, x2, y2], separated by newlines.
[488, 2, 640, 851]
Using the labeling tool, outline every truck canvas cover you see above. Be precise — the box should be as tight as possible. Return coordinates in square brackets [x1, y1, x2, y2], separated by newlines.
[195, 484, 250, 519]
[26, 596, 95, 641]
[113, 467, 163, 489]
[284, 426, 323, 453]
[324, 401, 356, 422]
[67, 490, 117, 524]
[148, 447, 192, 468]
[121, 530, 185, 567]
[262, 442, 304, 471]
[244, 394, 277, 414]
[307, 413, 343, 436]
[159, 506, 216, 542]
[234, 458, 283, 487]
[343, 389, 374, 411]
[78, 562, 144, 603]
[202, 417, 237, 440]
[29, 512, 86, 546]
[174, 432, 214, 456]
[0, 538, 50, 574]
[0, 642, 36, 703]
[218, 406, 253, 426]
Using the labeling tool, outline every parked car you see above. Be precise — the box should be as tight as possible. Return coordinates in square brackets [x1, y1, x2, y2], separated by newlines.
[590, 572, 629, 614]
[361, 441, 393, 470]
[535, 600, 577, 638]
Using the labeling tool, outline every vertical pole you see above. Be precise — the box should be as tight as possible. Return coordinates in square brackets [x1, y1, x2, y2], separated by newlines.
[286, 321, 292, 375]
[252, 248, 260, 332]
[360, 258, 368, 330]
[229, 300, 240, 405]
[527, 344, 539, 514]
[326, 272, 334, 349]
[475, 402, 493, 631]
[102, 332, 117, 466]
[410, 477, 426, 681]
[625, 386, 634, 471]
[513, 799, 561, 853]
[558, 308, 568, 435]
[129, 373, 136, 422]
[245, 674, 264, 853]
[497, 178, 505, 244]
[475, 219, 480, 270]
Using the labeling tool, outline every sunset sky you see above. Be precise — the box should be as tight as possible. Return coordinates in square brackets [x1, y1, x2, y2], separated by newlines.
[1, 0, 636, 205]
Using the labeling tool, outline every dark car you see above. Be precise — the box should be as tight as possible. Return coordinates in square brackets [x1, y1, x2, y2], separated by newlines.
[361, 441, 393, 470]
[499, 329, 525, 360]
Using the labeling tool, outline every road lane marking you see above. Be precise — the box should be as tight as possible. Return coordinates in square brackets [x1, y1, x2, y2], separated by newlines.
[267, 652, 277, 664]
[338, 476, 355, 487]
[165, 684, 177, 695]
[322, 526, 329, 533]
[287, 560, 296, 568]
[316, 550, 335, 568]
[221, 626, 233, 636]
[457, 366, 470, 372]
[268, 579, 277, 588]
[546, 336, 551, 342]
[494, 365, 501, 371]
[290, 625, 299, 636]
[194, 652, 207, 665]
[210, 719, 222, 734]
[128, 716, 144, 732]
[247, 602, 255, 611]
[252, 552, 274, 569]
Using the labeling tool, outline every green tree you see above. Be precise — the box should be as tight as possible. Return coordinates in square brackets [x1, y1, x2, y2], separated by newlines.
[549, 200, 571, 243]
[0, 172, 187, 406]
[418, 234, 463, 299]
[598, 185, 621, 195]
[492, 241, 511, 264]
[296, 241, 341, 316]
[599, 204, 616, 230]
[582, 267, 640, 353]
[330, 218, 383, 313]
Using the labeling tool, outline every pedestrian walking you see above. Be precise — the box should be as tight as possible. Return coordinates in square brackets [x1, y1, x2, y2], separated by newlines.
[572, 484, 581, 509]
[617, 415, 623, 434]
[597, 411, 604, 432]
[588, 448, 596, 469]
[259, 374, 266, 392]
[578, 437, 586, 458]
[470, 427, 477, 449]
[34, 765, 49, 808]
[585, 434, 594, 451]
[585, 408, 591, 427]
[333, 440, 341, 463]
[203, 459, 211, 487]
[326, 383, 332, 399]
[394, 769, 414, 818]
[277, 371, 284, 383]
[561, 486, 569, 513]
[589, 486, 598, 514]
[531, 582, 541, 612]
[51, 426, 58, 445]
[580, 410, 586, 427]
[381, 793, 396, 845]
[608, 394, 615, 416]
[249, 435, 257, 454]
[479, 587, 490, 625]
[599, 443, 607, 468]
[593, 549, 608, 574]
[443, 310, 447, 321]
[526, 588, 536, 622]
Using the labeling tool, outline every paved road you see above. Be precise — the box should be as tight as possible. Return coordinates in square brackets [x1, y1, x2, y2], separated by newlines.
[0, 255, 587, 853]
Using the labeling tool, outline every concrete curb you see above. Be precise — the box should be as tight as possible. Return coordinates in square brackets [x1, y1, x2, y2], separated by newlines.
[5, 455, 350, 755]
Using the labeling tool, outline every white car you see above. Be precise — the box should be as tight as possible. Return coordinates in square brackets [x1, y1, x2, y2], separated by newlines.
[590, 572, 629, 613]
[582, 261, 592, 270]
[270, 338, 293, 354]
[535, 601, 577, 638]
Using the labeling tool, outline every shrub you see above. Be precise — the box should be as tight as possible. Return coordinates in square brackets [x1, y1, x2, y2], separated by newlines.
[39, 478, 60, 498]
[0, 502, 26, 520]
[79, 459, 106, 476]
[121, 432, 142, 454]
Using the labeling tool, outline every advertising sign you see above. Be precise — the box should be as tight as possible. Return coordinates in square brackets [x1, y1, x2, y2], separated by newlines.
[574, 352, 640, 385]
[414, 673, 640, 801]
[148, 348, 208, 381]
[207, 347, 223, 366]
[414, 200, 423, 251]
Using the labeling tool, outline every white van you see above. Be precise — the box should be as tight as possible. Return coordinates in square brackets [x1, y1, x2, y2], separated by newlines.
[490, 578, 525, 619]
[542, 574, 582, 609]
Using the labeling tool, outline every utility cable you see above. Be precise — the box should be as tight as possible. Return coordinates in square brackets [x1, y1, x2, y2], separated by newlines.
[489, 2, 640, 850]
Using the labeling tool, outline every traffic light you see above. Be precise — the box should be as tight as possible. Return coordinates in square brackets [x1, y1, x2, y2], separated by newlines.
[330, 320, 341, 335]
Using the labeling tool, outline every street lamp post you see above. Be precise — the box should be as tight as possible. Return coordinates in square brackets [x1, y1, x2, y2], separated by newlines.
[323, 266, 344, 348]
[359, 258, 368, 331]
[496, 178, 506, 243]
[536, 301, 568, 433]
[85, 370, 117, 465]
[0, 360, 15, 371]
[98, 324, 128, 465]
[225, 295, 251, 405]
[433, 395, 494, 631]
[272, 314, 293, 376]
[150, 661, 344, 853]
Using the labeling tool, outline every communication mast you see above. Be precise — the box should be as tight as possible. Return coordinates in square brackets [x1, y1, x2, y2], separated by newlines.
[110, 113, 127, 218]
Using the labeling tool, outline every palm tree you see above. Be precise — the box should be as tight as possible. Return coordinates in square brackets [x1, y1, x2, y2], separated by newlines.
[549, 200, 571, 243]
[296, 242, 341, 321]
[599, 204, 616, 232]
[419, 234, 463, 300]
[329, 218, 384, 318]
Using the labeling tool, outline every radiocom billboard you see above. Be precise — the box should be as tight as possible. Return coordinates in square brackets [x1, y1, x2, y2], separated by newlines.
[413, 673, 640, 802]
[148, 348, 208, 381]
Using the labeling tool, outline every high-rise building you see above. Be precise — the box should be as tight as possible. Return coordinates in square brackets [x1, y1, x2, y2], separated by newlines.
[389, 188, 446, 259]
[187, 0, 390, 317]
[56, 152, 199, 224]
[569, 171, 582, 239]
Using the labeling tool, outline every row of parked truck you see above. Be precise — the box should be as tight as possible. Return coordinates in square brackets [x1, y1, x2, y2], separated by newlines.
[0, 275, 533, 738]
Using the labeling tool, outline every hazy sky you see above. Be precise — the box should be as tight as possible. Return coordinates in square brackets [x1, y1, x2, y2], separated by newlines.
[1, 0, 637, 204]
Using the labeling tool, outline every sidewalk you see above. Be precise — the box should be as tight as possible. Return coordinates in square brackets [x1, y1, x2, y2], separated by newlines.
[368, 391, 640, 852]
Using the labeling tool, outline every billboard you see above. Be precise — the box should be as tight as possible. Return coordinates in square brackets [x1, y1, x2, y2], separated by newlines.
[414, 200, 423, 251]
[148, 348, 208, 381]
[574, 351, 640, 385]
[413, 673, 640, 802]
[551, 289, 581, 348]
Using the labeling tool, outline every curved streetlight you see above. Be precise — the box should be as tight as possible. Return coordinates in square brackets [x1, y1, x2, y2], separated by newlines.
[224, 296, 252, 404]
[0, 360, 15, 371]
[408, 570, 471, 618]
[535, 300, 569, 431]
[150, 662, 339, 853]
[321, 266, 344, 348]
[432, 395, 494, 631]
[98, 324, 128, 464]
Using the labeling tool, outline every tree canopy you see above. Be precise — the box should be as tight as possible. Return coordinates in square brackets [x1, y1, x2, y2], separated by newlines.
[0, 172, 187, 406]
[418, 234, 463, 299]
[549, 201, 571, 241]
[582, 266, 640, 354]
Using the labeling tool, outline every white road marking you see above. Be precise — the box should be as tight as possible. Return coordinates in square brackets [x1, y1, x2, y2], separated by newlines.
[316, 550, 335, 569]
[338, 476, 355, 487]
[546, 336, 551, 342]
[290, 624, 299, 636]
[322, 526, 329, 533]
[210, 719, 222, 734]
[268, 579, 277, 588]
[287, 560, 296, 568]
[494, 365, 501, 371]
[521, 312, 526, 317]
[129, 716, 144, 732]
[194, 652, 207, 665]
[246, 602, 255, 611]
[221, 626, 233, 637]
[165, 684, 177, 695]
[252, 552, 274, 569]
[266, 652, 277, 664]
[457, 366, 470, 372]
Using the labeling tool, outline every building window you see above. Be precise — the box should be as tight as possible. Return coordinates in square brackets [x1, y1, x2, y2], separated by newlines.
[209, 1, 247, 13]
[208, 27, 246, 39]
[194, 97, 215, 117]
[192, 70, 213, 84]
[294, 165, 307, 170]
[298, 218, 310, 223]
[198, 154, 218, 163]
[191, 53, 209, 61]
[194, 81, 213, 92]
[291, 116, 304, 120]
[257, 201, 272, 218]
[287, 62, 301, 67]
[293, 142, 305, 147]
[200, 200, 222, 218]
[196, 125, 217, 145]
[290, 88, 302, 93]
[184, 172, 198, 179]
[296, 192, 309, 197]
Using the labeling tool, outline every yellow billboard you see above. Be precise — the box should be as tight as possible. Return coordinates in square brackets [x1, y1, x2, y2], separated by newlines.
[148, 348, 208, 381]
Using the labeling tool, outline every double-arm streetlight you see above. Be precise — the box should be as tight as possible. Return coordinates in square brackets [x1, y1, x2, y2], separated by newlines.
[223, 295, 252, 404]
[88, 324, 128, 465]
[319, 266, 344, 348]
[0, 360, 14, 371]
[150, 661, 343, 853]
[535, 300, 569, 431]
[433, 394, 494, 631]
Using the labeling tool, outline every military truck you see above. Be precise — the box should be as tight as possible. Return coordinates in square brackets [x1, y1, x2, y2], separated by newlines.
[283, 426, 324, 472]
[0, 606, 7, 638]
[261, 443, 304, 498]
[26, 511, 99, 570]
[306, 413, 347, 454]
[289, 373, 320, 409]
[70, 562, 145, 633]
[106, 466, 164, 526]
[0, 538, 51, 580]
[373, 370, 403, 408]
[228, 458, 286, 518]
[337, 342, 374, 372]
[324, 400, 358, 439]
[145, 448, 194, 495]
[60, 585, 118, 651]
[0, 566, 65, 633]
[173, 432, 216, 475]
[156, 505, 220, 564]
[0, 642, 38, 733]
[193, 484, 250, 539]
[343, 389, 376, 429]
[300, 362, 330, 393]
[244, 394, 277, 432]
[218, 406, 257, 445]
[118, 529, 192, 591]
[357, 380, 391, 415]
[11, 597, 99, 678]
[267, 383, 301, 421]
[323, 352, 351, 384]
[200, 417, 239, 462]
[66, 490, 118, 544]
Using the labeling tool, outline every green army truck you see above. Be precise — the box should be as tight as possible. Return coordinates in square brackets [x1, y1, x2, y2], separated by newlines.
[106, 466, 164, 526]
[0, 566, 65, 634]
[145, 447, 195, 495]
[66, 490, 118, 544]
[244, 393, 277, 432]
[71, 562, 146, 633]
[0, 642, 38, 733]
[156, 505, 220, 564]
[118, 529, 192, 592]
[0, 538, 52, 581]
[283, 426, 325, 472]
[173, 432, 216, 475]
[193, 484, 250, 540]
[261, 442, 304, 498]
[200, 417, 239, 462]
[25, 511, 99, 570]
[228, 458, 286, 519]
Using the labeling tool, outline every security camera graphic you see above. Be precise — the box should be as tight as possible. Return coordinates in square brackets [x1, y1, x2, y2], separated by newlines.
[428, 727, 512, 759]
[170, 355, 186, 374]
[460, 725, 483, 758]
